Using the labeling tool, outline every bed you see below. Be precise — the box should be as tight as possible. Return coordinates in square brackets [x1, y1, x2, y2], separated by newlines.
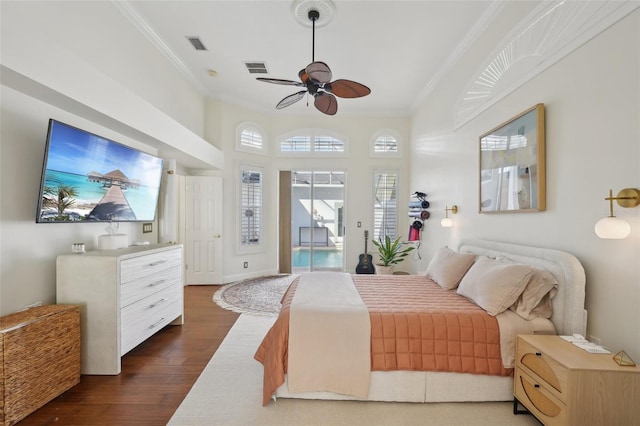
[254, 239, 587, 406]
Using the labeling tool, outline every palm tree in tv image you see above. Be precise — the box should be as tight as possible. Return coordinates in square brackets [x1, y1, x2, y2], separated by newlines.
[42, 182, 79, 221]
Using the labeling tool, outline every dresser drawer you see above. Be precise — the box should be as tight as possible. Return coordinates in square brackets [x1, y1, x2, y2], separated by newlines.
[516, 338, 569, 402]
[120, 286, 183, 355]
[515, 370, 567, 426]
[120, 248, 181, 284]
[120, 265, 181, 308]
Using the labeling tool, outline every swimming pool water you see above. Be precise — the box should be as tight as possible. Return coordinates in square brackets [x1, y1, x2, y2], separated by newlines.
[292, 249, 343, 268]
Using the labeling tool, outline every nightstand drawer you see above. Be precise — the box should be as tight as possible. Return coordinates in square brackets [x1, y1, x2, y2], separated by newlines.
[515, 370, 567, 426]
[516, 338, 569, 400]
[515, 335, 640, 426]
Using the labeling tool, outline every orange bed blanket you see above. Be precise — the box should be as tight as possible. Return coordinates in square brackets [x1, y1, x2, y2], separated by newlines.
[254, 274, 512, 406]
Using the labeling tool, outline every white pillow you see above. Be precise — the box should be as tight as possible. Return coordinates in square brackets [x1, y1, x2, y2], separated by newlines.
[425, 246, 476, 290]
[510, 268, 558, 319]
[456, 256, 534, 316]
[493, 256, 559, 319]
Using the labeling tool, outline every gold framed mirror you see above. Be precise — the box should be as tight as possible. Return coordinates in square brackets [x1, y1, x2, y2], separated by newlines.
[479, 103, 546, 213]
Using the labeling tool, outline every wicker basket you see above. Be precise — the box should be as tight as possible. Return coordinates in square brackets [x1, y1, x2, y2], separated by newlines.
[0, 305, 80, 426]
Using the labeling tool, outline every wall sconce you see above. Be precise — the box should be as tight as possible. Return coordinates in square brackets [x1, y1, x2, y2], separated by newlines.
[594, 188, 640, 239]
[441, 205, 458, 228]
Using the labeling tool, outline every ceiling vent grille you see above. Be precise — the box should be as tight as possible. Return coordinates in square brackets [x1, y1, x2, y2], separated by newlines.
[186, 36, 207, 51]
[245, 62, 268, 74]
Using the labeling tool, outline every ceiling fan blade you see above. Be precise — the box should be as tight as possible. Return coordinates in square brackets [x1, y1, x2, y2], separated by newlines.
[298, 69, 310, 85]
[257, 77, 304, 87]
[276, 91, 307, 109]
[306, 61, 332, 84]
[314, 92, 338, 116]
[325, 79, 372, 98]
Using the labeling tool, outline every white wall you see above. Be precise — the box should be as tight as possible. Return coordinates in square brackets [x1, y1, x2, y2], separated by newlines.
[0, 1, 212, 314]
[410, 11, 640, 361]
[0, 0, 204, 135]
[0, 87, 162, 312]
[204, 100, 411, 282]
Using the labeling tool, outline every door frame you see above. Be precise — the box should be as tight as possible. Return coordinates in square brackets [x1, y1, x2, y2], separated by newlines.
[280, 169, 347, 273]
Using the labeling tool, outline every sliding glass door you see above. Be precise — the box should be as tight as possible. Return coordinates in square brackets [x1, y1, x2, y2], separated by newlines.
[291, 171, 345, 272]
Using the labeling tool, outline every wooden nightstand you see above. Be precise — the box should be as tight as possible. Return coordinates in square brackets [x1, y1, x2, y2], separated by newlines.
[514, 334, 640, 425]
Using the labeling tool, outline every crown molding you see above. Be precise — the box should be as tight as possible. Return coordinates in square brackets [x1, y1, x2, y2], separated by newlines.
[111, 0, 206, 93]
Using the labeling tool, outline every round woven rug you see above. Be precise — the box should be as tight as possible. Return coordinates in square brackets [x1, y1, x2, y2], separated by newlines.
[213, 274, 297, 316]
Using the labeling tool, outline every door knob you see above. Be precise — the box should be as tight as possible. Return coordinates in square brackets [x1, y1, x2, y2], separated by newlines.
[214, 234, 221, 238]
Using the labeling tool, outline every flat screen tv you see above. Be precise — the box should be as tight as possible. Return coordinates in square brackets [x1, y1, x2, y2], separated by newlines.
[36, 119, 164, 223]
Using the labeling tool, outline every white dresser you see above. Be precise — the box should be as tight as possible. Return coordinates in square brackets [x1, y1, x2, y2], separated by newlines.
[57, 244, 184, 375]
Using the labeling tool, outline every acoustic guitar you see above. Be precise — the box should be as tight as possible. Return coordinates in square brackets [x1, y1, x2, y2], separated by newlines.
[355, 230, 375, 274]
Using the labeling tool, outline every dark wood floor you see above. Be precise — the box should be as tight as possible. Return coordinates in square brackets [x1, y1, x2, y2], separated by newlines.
[20, 285, 239, 426]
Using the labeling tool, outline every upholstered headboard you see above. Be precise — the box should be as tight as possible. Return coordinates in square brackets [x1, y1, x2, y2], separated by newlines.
[458, 239, 587, 336]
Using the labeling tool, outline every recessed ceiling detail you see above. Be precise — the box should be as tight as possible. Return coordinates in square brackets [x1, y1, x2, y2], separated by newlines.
[291, 0, 335, 28]
[454, 0, 639, 129]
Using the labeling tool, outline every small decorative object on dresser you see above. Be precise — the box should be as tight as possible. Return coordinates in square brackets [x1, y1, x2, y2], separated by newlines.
[514, 334, 640, 425]
[57, 244, 184, 375]
[0, 305, 80, 426]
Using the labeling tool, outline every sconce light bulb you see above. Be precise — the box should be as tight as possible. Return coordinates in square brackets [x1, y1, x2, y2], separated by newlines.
[441, 217, 453, 228]
[595, 216, 631, 239]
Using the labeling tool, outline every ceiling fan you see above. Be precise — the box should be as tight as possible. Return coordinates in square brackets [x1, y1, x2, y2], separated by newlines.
[257, 9, 371, 116]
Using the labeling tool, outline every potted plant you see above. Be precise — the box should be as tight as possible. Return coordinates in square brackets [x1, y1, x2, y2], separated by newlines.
[371, 235, 415, 275]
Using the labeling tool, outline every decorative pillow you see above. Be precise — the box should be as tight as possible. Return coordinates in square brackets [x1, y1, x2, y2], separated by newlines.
[456, 256, 534, 316]
[425, 246, 476, 290]
[510, 268, 558, 320]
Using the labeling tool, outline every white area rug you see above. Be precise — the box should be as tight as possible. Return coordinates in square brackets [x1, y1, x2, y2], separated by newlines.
[169, 314, 540, 426]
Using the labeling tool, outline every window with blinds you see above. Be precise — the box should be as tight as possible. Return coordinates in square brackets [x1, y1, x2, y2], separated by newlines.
[281, 136, 311, 152]
[373, 172, 398, 241]
[371, 130, 402, 157]
[279, 129, 347, 155]
[240, 167, 262, 247]
[236, 122, 266, 154]
[314, 136, 344, 152]
[373, 135, 398, 153]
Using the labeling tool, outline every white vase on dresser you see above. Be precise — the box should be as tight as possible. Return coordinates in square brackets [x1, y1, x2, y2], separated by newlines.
[56, 244, 184, 375]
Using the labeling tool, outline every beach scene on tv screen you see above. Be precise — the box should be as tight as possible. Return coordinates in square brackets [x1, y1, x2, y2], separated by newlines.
[38, 121, 163, 222]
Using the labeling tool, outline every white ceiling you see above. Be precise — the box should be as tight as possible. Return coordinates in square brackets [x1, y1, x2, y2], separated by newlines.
[119, 0, 500, 117]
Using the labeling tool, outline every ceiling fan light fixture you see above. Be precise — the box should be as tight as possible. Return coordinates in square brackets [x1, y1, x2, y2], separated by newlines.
[256, 0, 370, 115]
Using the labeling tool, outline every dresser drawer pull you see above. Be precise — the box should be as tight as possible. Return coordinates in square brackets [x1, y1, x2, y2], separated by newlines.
[148, 260, 167, 267]
[534, 384, 540, 388]
[535, 352, 542, 356]
[148, 279, 166, 287]
[149, 298, 167, 308]
[149, 318, 166, 329]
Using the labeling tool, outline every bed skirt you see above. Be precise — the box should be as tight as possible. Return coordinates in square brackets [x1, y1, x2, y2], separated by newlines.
[275, 371, 513, 403]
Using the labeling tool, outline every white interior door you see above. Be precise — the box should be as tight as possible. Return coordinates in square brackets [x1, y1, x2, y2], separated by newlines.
[185, 176, 223, 284]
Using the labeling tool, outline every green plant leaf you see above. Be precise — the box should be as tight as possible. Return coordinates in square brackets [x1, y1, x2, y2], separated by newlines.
[372, 235, 415, 266]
